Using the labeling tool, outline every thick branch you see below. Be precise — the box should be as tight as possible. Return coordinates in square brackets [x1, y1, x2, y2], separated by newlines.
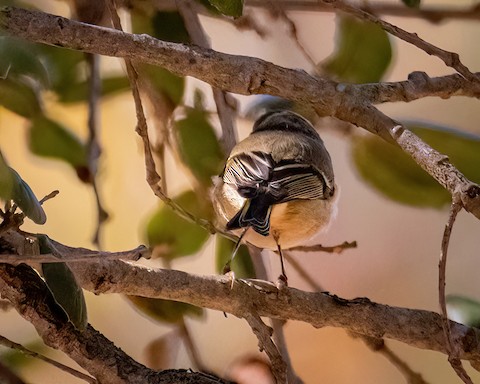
[0, 261, 230, 384]
[2, 7, 480, 221]
[3, 230, 478, 367]
[2, 7, 479, 141]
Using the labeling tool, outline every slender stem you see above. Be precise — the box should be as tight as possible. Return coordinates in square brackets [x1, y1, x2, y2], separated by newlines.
[438, 199, 472, 384]
[0, 334, 97, 384]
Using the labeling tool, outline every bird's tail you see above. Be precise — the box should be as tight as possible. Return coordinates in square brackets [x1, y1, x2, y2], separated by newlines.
[226, 196, 272, 236]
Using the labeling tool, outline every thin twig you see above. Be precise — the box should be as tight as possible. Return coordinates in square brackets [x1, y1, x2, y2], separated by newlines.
[178, 318, 205, 372]
[0, 334, 97, 384]
[248, 246, 304, 383]
[105, 0, 217, 234]
[438, 198, 472, 384]
[266, 1, 317, 68]
[321, 0, 480, 86]
[284, 250, 431, 384]
[355, 335, 429, 384]
[289, 240, 357, 253]
[244, 312, 287, 384]
[176, 0, 237, 154]
[38, 190, 59, 205]
[246, 1, 480, 23]
[0, 246, 148, 264]
[86, 53, 109, 248]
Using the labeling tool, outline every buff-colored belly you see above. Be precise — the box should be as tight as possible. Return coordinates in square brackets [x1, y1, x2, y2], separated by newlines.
[213, 180, 336, 250]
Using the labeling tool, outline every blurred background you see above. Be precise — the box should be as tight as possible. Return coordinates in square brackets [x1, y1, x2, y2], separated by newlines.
[0, 0, 480, 383]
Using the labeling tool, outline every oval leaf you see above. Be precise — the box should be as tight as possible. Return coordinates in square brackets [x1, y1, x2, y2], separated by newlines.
[38, 236, 87, 330]
[126, 296, 203, 324]
[131, 9, 190, 44]
[28, 116, 88, 170]
[42, 262, 88, 330]
[0, 37, 49, 87]
[36, 44, 85, 99]
[146, 190, 211, 260]
[447, 295, 480, 328]
[10, 168, 47, 224]
[0, 150, 14, 202]
[174, 107, 224, 186]
[215, 235, 255, 279]
[0, 78, 42, 118]
[207, 0, 243, 17]
[139, 65, 185, 107]
[322, 15, 392, 83]
[351, 123, 480, 208]
[56, 75, 131, 103]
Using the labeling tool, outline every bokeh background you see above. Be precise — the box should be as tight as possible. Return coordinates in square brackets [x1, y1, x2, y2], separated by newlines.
[1, 0, 480, 383]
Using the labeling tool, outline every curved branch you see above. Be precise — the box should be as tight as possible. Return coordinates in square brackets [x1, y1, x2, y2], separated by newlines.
[72, 259, 480, 365]
[2, 230, 477, 368]
[320, 0, 480, 86]
[0, 261, 231, 384]
[1, 6, 480, 221]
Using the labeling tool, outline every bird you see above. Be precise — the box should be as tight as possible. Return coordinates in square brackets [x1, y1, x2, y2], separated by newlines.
[212, 110, 337, 283]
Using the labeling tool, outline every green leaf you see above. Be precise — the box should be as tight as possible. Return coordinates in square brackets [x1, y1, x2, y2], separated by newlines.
[0, 341, 46, 369]
[174, 107, 224, 186]
[0, 151, 46, 224]
[42, 263, 88, 330]
[0, 78, 42, 118]
[215, 235, 255, 279]
[39, 236, 87, 330]
[126, 296, 203, 324]
[351, 123, 480, 208]
[139, 65, 185, 106]
[151, 12, 190, 43]
[0, 150, 14, 202]
[0, 37, 49, 87]
[146, 190, 211, 260]
[36, 44, 85, 98]
[28, 116, 88, 170]
[207, 0, 243, 17]
[401, 0, 421, 8]
[447, 295, 480, 328]
[56, 75, 131, 103]
[131, 9, 190, 44]
[10, 168, 47, 224]
[323, 15, 392, 83]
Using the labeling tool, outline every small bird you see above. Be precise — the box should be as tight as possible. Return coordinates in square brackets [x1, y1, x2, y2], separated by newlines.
[213, 110, 337, 282]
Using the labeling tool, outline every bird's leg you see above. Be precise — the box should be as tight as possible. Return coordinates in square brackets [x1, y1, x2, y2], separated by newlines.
[223, 227, 249, 286]
[274, 234, 288, 288]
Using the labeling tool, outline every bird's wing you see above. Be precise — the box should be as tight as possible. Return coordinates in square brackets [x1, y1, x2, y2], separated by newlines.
[270, 162, 332, 203]
[223, 151, 274, 197]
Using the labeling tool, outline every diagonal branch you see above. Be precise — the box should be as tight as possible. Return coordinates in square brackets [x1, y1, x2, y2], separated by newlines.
[320, 0, 480, 86]
[3, 229, 480, 368]
[438, 199, 472, 384]
[246, 1, 480, 23]
[0, 261, 231, 384]
[2, 7, 480, 222]
[244, 312, 287, 384]
[176, 0, 237, 154]
[0, 334, 97, 384]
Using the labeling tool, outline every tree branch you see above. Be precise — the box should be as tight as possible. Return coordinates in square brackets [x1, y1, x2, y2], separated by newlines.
[320, 0, 480, 86]
[0, 261, 231, 384]
[246, 1, 480, 22]
[1, 6, 479, 222]
[2, 229, 480, 369]
[0, 334, 97, 384]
